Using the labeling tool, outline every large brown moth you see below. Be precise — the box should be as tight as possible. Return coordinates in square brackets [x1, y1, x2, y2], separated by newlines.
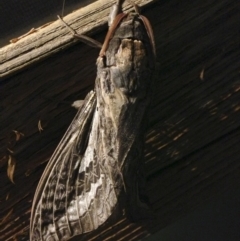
[30, 0, 156, 240]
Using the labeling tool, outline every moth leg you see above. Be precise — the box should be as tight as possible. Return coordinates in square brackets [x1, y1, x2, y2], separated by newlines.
[57, 15, 102, 49]
[128, 0, 141, 14]
[71, 100, 84, 109]
[108, 0, 124, 26]
[108, 0, 142, 26]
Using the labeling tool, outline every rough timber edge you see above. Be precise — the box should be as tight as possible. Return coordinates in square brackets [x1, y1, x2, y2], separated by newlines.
[0, 0, 157, 78]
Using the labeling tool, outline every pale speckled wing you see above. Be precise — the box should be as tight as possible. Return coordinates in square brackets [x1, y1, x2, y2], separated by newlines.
[30, 7, 155, 241]
[30, 91, 100, 240]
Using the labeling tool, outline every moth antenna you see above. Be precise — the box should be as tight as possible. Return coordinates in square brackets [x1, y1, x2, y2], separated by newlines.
[57, 15, 102, 48]
[139, 15, 156, 58]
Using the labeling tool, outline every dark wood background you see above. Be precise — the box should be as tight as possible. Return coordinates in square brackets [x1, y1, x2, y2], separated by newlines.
[0, 0, 239, 240]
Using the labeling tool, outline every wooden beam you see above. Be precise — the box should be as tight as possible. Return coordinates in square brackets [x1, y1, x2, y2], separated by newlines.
[0, 0, 239, 240]
[0, 0, 157, 78]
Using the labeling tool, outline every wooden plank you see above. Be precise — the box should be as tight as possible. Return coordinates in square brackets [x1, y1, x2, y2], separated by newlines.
[0, 0, 157, 78]
[0, 0, 239, 240]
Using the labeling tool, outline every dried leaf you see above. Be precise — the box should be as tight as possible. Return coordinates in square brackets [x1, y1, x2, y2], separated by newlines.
[12, 130, 24, 141]
[7, 148, 14, 154]
[6, 193, 10, 200]
[7, 155, 16, 184]
[38, 120, 44, 132]
[25, 169, 31, 177]
[200, 68, 205, 80]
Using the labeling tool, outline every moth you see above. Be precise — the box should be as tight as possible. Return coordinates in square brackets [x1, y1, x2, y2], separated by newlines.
[30, 0, 156, 240]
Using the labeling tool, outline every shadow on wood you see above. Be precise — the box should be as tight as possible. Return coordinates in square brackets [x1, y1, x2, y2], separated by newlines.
[0, 0, 239, 240]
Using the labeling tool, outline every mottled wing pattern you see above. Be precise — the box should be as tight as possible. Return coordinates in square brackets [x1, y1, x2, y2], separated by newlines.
[96, 13, 155, 220]
[30, 8, 155, 241]
[30, 91, 116, 240]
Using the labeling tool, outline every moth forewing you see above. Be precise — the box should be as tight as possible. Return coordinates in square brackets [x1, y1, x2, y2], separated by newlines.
[30, 1, 155, 240]
[30, 91, 96, 240]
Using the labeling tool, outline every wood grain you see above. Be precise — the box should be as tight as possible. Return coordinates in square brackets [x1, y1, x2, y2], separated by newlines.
[0, 0, 157, 78]
[0, 0, 239, 240]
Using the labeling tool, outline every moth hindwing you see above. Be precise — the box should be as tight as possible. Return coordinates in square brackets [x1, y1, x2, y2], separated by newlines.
[30, 1, 155, 240]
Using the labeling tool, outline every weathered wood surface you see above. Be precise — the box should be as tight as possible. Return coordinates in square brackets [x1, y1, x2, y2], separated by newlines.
[0, 0, 239, 240]
[0, 0, 156, 78]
